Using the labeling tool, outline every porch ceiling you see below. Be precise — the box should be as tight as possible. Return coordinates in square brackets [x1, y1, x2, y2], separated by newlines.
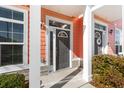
[94, 5, 122, 22]
[42, 5, 86, 17]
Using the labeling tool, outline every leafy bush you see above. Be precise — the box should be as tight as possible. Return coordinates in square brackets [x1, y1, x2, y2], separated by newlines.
[91, 55, 124, 88]
[0, 73, 26, 88]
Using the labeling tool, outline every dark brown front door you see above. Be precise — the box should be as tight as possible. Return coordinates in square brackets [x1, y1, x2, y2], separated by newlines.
[56, 29, 70, 70]
[94, 30, 102, 55]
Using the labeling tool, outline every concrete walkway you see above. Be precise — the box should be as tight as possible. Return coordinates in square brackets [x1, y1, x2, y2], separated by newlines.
[80, 83, 95, 88]
[41, 67, 95, 88]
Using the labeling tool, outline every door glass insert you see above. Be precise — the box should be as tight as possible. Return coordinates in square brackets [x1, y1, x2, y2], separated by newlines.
[57, 31, 68, 38]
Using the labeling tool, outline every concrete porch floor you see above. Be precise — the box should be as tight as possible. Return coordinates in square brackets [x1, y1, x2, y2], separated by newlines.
[40, 67, 94, 88]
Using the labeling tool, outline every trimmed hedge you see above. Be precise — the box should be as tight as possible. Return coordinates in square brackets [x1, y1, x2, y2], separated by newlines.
[91, 55, 124, 88]
[0, 73, 26, 88]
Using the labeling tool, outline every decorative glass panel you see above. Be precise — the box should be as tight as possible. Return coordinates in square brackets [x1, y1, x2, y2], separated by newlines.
[0, 7, 12, 19]
[13, 11, 24, 21]
[57, 31, 68, 38]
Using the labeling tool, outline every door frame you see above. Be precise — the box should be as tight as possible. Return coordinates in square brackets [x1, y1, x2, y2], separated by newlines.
[94, 19, 108, 54]
[46, 16, 73, 72]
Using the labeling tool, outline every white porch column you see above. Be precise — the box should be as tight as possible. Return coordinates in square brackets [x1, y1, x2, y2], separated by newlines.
[122, 6, 124, 55]
[29, 6, 41, 88]
[83, 6, 93, 82]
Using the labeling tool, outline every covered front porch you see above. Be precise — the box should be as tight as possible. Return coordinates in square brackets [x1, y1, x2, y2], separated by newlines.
[29, 5, 124, 88]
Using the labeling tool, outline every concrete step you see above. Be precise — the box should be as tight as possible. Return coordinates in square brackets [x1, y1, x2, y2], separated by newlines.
[40, 65, 48, 75]
[40, 65, 48, 72]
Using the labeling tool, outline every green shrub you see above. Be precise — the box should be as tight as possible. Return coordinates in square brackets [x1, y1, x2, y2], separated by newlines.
[0, 73, 26, 88]
[91, 55, 124, 88]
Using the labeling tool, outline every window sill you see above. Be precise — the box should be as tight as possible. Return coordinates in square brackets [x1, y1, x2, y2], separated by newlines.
[0, 64, 29, 74]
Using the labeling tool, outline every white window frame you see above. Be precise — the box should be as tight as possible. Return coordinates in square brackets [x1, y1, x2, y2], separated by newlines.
[0, 5, 28, 67]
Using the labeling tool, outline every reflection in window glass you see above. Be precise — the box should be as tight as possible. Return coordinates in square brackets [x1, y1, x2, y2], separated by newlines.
[13, 11, 24, 21]
[13, 33, 23, 42]
[13, 23, 23, 33]
[13, 45, 23, 64]
[115, 30, 121, 45]
[0, 7, 12, 19]
[1, 45, 23, 66]
[0, 21, 12, 32]
[0, 32, 12, 42]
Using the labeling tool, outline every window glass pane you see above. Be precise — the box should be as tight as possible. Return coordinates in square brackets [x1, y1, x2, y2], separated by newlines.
[0, 32, 12, 42]
[115, 31, 121, 45]
[13, 45, 23, 54]
[49, 20, 70, 29]
[0, 21, 12, 32]
[13, 33, 23, 42]
[13, 23, 23, 33]
[0, 45, 23, 66]
[13, 45, 23, 64]
[0, 7, 12, 19]
[1, 45, 12, 66]
[13, 11, 24, 21]
[13, 55, 23, 64]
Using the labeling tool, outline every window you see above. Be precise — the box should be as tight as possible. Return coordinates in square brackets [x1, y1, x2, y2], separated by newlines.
[0, 6, 25, 66]
[115, 29, 121, 45]
[115, 28, 122, 55]
[49, 20, 70, 29]
[95, 23, 106, 31]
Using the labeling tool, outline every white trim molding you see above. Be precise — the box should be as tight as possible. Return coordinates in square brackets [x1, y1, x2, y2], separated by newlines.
[91, 5, 104, 12]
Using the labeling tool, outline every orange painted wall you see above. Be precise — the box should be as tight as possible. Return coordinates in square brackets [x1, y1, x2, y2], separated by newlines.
[73, 17, 83, 58]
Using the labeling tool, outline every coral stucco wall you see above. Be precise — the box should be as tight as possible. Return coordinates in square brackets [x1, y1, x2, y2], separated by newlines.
[108, 24, 116, 55]
[73, 17, 83, 59]
[108, 19, 122, 55]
